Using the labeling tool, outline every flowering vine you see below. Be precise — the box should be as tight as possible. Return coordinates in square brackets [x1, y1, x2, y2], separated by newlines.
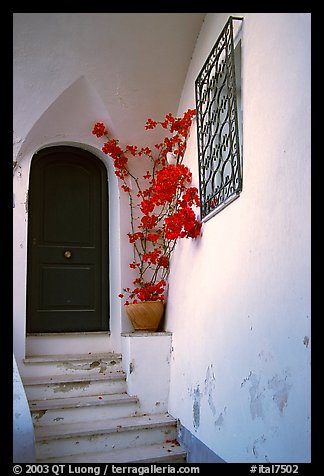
[92, 108, 202, 304]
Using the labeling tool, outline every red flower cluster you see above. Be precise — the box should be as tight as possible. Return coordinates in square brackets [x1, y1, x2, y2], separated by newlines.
[92, 109, 202, 304]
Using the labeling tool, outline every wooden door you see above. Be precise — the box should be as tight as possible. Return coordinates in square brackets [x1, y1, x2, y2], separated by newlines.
[26, 146, 109, 333]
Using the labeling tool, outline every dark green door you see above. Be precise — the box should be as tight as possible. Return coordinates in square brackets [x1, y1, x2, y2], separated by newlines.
[27, 146, 109, 333]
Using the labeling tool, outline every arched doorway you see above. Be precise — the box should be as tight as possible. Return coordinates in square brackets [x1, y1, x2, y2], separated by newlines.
[26, 146, 109, 333]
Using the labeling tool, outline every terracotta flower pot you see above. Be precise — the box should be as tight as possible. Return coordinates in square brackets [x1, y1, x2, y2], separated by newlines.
[125, 301, 165, 331]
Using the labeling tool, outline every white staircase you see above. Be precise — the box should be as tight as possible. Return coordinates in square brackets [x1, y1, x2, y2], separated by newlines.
[22, 352, 186, 463]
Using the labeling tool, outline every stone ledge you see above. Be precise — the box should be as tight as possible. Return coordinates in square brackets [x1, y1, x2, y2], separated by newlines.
[121, 332, 172, 337]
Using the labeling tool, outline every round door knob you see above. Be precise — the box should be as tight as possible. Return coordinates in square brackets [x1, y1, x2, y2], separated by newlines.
[64, 250, 72, 259]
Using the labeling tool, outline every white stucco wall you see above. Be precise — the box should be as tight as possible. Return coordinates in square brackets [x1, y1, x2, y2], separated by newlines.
[13, 13, 203, 367]
[13, 12, 311, 463]
[13, 354, 36, 462]
[13, 76, 124, 366]
[121, 333, 172, 414]
[166, 13, 311, 463]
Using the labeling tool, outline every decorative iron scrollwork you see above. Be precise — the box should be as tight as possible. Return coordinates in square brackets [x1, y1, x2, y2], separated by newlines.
[195, 16, 243, 220]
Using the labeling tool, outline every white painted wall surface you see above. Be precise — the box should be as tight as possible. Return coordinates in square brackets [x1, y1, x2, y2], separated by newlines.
[12, 76, 124, 368]
[13, 13, 204, 370]
[121, 333, 172, 414]
[166, 13, 311, 463]
[13, 12, 311, 463]
[13, 354, 36, 462]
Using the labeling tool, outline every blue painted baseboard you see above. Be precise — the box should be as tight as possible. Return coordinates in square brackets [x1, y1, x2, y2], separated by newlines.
[178, 423, 226, 463]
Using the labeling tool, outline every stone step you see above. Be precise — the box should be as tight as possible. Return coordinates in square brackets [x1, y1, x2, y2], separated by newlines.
[24, 371, 127, 400]
[37, 441, 187, 463]
[25, 333, 114, 357]
[23, 352, 123, 377]
[34, 413, 179, 460]
[30, 393, 139, 426]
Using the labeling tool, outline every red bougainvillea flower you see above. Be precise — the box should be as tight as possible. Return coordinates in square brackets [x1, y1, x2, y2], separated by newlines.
[145, 118, 157, 130]
[92, 122, 108, 138]
[126, 145, 137, 156]
[101, 139, 123, 158]
[147, 233, 160, 243]
[91, 109, 202, 304]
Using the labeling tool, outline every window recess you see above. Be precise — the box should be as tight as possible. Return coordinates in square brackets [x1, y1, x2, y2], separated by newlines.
[195, 16, 243, 221]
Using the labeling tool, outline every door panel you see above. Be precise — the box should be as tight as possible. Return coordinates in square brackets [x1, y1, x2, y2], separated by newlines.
[27, 146, 109, 333]
[42, 162, 93, 244]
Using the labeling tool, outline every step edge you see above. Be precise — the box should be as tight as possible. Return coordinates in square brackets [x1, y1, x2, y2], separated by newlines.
[29, 394, 139, 411]
[35, 414, 177, 441]
[23, 372, 126, 385]
[24, 353, 122, 364]
[36, 442, 186, 463]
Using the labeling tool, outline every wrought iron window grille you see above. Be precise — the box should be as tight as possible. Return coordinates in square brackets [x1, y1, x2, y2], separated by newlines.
[195, 16, 243, 221]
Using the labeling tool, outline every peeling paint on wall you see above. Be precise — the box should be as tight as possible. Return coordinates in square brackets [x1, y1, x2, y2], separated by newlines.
[268, 372, 292, 414]
[241, 370, 252, 387]
[204, 364, 217, 417]
[249, 373, 265, 420]
[258, 350, 273, 363]
[215, 412, 224, 427]
[303, 336, 310, 348]
[24, 192, 29, 213]
[190, 365, 228, 431]
[252, 434, 266, 458]
[241, 368, 292, 420]
[13, 135, 24, 163]
[241, 371, 264, 420]
[193, 385, 201, 430]
[215, 407, 227, 428]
